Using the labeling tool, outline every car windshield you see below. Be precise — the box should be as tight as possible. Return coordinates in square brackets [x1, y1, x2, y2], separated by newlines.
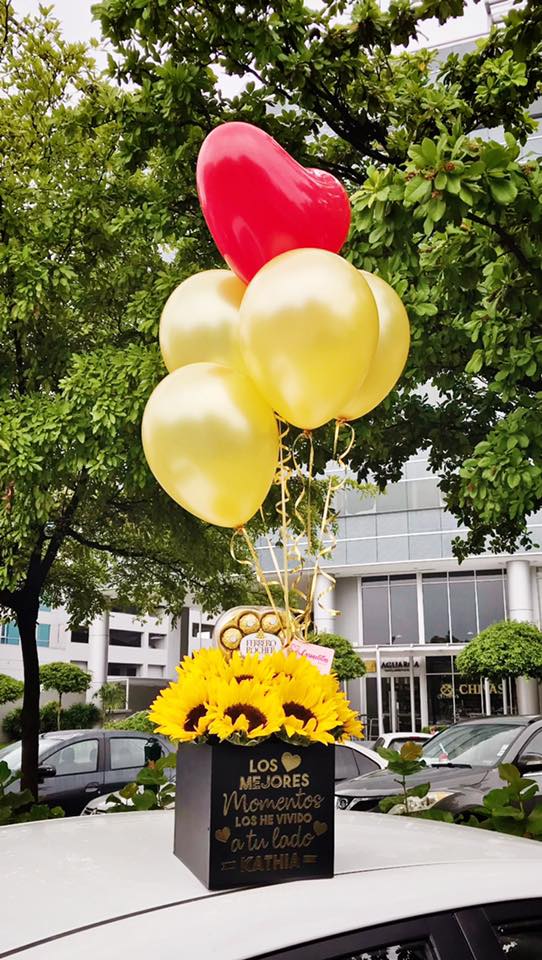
[0, 738, 64, 773]
[422, 722, 524, 767]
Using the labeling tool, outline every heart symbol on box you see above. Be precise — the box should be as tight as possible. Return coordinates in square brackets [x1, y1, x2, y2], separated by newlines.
[215, 826, 231, 843]
[197, 122, 351, 285]
[281, 751, 302, 773]
[313, 821, 328, 837]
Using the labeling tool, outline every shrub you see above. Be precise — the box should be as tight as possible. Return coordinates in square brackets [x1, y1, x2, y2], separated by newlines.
[0, 674, 24, 706]
[61, 702, 101, 730]
[40, 662, 92, 729]
[2, 708, 22, 741]
[105, 710, 156, 733]
[39, 702, 59, 733]
[456, 620, 542, 681]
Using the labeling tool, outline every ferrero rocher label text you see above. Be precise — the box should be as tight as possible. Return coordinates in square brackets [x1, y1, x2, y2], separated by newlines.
[208, 742, 334, 888]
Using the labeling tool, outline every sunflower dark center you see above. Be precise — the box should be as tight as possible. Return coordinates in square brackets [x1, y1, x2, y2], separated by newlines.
[184, 703, 207, 731]
[235, 674, 253, 681]
[283, 702, 315, 724]
[225, 703, 267, 730]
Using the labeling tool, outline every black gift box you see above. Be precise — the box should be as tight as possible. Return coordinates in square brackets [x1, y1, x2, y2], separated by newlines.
[174, 740, 335, 890]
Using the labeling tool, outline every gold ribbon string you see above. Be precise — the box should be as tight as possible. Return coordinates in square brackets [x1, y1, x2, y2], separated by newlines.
[308, 419, 355, 631]
[274, 421, 308, 642]
[230, 525, 283, 625]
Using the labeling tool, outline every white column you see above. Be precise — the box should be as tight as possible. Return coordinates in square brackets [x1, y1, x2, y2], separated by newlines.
[376, 649, 384, 736]
[313, 571, 337, 634]
[409, 657, 416, 731]
[390, 676, 397, 733]
[507, 559, 540, 715]
[484, 678, 492, 716]
[86, 610, 110, 702]
[419, 656, 429, 729]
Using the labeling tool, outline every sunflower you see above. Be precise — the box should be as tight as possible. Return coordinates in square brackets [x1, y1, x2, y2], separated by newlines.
[332, 691, 364, 741]
[226, 651, 274, 685]
[149, 676, 213, 742]
[208, 679, 282, 741]
[276, 675, 341, 745]
[176, 648, 229, 682]
[268, 650, 322, 684]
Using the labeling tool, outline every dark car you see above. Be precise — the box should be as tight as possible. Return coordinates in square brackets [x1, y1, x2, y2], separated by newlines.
[336, 715, 542, 814]
[0, 728, 173, 816]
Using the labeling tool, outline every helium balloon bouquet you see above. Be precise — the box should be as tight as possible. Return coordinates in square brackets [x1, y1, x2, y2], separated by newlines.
[142, 121, 410, 633]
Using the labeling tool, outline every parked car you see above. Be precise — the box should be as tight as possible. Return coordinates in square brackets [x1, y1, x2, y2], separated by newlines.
[372, 731, 432, 753]
[0, 729, 172, 816]
[336, 715, 542, 814]
[334, 740, 387, 781]
[2, 807, 542, 957]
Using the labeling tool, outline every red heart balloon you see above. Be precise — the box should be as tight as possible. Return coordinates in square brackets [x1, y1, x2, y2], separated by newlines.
[196, 122, 351, 284]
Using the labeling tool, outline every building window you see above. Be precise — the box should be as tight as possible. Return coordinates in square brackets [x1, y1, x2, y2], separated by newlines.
[362, 575, 419, 646]
[71, 627, 89, 644]
[111, 602, 141, 615]
[109, 629, 142, 648]
[476, 569, 506, 630]
[448, 572, 477, 644]
[361, 577, 390, 646]
[148, 633, 166, 650]
[390, 577, 418, 645]
[422, 570, 506, 644]
[108, 663, 139, 677]
[37, 624, 50, 648]
[70, 660, 88, 670]
[0, 622, 20, 645]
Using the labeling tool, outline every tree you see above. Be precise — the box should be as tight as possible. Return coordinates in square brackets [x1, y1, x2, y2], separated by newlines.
[40, 662, 91, 730]
[96, 0, 542, 559]
[456, 620, 542, 682]
[0, 6, 256, 796]
[308, 632, 366, 682]
[0, 673, 23, 706]
[94, 681, 126, 721]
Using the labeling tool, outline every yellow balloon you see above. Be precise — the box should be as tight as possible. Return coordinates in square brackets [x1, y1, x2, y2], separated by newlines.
[337, 272, 410, 421]
[159, 270, 246, 373]
[142, 363, 279, 528]
[239, 249, 379, 430]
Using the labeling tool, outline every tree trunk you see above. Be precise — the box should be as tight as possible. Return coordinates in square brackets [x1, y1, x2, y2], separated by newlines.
[16, 600, 40, 797]
[57, 693, 62, 731]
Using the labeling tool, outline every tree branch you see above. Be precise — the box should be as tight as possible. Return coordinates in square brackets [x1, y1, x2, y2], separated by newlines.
[64, 527, 206, 588]
[467, 212, 542, 286]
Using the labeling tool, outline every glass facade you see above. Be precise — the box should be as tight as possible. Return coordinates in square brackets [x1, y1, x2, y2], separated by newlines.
[359, 570, 506, 646]
[422, 570, 505, 644]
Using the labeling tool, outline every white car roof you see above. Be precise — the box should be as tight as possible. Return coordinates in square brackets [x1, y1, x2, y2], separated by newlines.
[2, 810, 542, 958]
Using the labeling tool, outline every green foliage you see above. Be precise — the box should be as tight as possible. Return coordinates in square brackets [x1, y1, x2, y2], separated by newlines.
[39, 702, 59, 734]
[40, 663, 91, 727]
[0, 761, 64, 825]
[466, 763, 542, 839]
[378, 749, 542, 839]
[308, 632, 366, 682]
[2, 700, 98, 740]
[61, 702, 101, 730]
[0, 673, 23, 706]
[105, 710, 156, 733]
[376, 741, 446, 818]
[105, 752, 176, 812]
[456, 620, 542, 681]
[96, 0, 542, 558]
[94, 682, 125, 720]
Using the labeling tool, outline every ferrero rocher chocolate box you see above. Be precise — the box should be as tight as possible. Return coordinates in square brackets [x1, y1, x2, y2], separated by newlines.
[174, 741, 335, 890]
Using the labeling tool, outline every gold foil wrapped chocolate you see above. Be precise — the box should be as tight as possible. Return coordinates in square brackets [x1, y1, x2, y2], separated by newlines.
[213, 606, 289, 659]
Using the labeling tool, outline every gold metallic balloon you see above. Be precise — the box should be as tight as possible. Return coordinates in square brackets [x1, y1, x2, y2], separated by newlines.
[142, 363, 279, 528]
[239, 249, 379, 430]
[337, 271, 410, 421]
[159, 270, 246, 373]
